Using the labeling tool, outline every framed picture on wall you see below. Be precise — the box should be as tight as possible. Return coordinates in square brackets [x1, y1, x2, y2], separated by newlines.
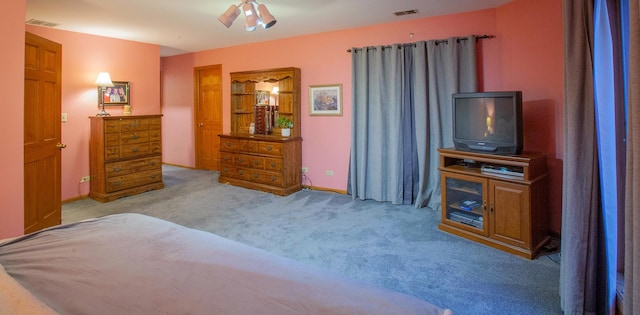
[101, 81, 130, 105]
[255, 90, 270, 105]
[309, 84, 342, 116]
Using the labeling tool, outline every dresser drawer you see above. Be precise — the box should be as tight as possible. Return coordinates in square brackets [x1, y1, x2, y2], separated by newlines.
[149, 117, 161, 129]
[120, 118, 150, 132]
[249, 170, 282, 186]
[220, 166, 251, 180]
[149, 129, 161, 142]
[105, 169, 162, 193]
[105, 133, 120, 147]
[150, 142, 162, 154]
[104, 120, 121, 133]
[221, 138, 257, 153]
[120, 143, 151, 159]
[264, 158, 283, 172]
[120, 131, 150, 145]
[258, 142, 283, 156]
[235, 154, 264, 169]
[220, 152, 234, 165]
[105, 146, 120, 161]
[105, 157, 162, 178]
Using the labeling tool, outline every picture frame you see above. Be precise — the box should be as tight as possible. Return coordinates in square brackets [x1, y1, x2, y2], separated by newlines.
[255, 90, 270, 105]
[100, 81, 130, 105]
[309, 84, 342, 116]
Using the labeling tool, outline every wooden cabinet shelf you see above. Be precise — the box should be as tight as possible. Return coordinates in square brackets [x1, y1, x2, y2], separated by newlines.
[438, 148, 549, 259]
[220, 67, 302, 196]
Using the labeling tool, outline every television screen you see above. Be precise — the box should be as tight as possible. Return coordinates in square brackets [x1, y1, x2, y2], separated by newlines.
[452, 91, 523, 155]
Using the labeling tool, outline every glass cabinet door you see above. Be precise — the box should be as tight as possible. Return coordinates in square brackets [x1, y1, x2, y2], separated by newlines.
[442, 173, 488, 235]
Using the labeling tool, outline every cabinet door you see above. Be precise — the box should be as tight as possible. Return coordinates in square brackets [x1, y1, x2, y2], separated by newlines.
[441, 172, 488, 235]
[489, 180, 530, 248]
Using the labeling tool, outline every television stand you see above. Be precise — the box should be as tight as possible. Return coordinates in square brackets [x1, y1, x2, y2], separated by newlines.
[437, 148, 550, 259]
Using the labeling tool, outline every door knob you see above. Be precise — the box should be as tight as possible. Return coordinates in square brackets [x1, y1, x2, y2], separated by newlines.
[56, 143, 67, 149]
[199, 123, 204, 127]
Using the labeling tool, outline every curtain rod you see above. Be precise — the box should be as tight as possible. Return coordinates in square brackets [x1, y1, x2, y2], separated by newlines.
[346, 34, 495, 53]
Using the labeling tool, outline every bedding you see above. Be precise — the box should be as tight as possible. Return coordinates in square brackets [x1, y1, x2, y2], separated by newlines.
[0, 213, 450, 315]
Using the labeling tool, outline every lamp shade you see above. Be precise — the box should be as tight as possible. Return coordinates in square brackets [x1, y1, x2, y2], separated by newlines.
[243, 2, 258, 31]
[257, 4, 276, 28]
[94, 72, 114, 87]
[218, 4, 240, 28]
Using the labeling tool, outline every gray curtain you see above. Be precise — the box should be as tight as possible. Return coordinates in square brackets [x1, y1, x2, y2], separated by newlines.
[348, 36, 477, 209]
[624, 0, 640, 313]
[560, 0, 601, 313]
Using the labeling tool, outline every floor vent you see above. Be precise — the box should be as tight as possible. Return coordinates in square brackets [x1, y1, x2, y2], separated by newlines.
[393, 9, 419, 16]
[25, 19, 60, 28]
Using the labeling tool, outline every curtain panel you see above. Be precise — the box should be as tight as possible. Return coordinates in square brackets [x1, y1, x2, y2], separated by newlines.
[624, 0, 640, 313]
[348, 36, 476, 209]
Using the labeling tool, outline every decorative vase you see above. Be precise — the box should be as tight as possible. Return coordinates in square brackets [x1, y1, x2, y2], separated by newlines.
[123, 104, 132, 116]
[281, 128, 291, 137]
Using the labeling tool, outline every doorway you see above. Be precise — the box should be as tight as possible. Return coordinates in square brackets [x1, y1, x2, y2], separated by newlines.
[194, 65, 223, 170]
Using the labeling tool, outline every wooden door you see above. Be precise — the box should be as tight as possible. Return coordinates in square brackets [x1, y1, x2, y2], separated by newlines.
[24, 32, 63, 234]
[194, 65, 223, 170]
[488, 180, 530, 248]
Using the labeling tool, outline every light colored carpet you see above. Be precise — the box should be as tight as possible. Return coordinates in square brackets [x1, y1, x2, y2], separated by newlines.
[63, 165, 562, 315]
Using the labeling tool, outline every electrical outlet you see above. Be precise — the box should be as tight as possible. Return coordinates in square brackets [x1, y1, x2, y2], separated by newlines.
[80, 176, 91, 183]
[301, 167, 308, 173]
[61, 113, 68, 122]
[326, 170, 334, 176]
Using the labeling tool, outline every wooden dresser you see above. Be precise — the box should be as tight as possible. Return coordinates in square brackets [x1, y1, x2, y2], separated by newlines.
[89, 115, 164, 202]
[219, 134, 302, 196]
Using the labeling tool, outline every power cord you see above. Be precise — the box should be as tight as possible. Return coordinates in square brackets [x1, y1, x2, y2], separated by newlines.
[302, 173, 312, 190]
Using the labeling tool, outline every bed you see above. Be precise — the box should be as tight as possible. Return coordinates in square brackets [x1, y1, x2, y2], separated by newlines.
[0, 213, 451, 314]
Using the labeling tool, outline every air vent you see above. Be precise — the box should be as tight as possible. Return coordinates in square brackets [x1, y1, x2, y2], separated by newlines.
[25, 19, 60, 28]
[393, 9, 418, 16]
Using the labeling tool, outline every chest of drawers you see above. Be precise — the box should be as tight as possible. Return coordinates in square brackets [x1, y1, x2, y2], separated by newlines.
[89, 115, 164, 202]
[218, 134, 301, 196]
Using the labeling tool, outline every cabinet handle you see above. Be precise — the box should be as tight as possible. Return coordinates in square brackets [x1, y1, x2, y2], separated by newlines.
[253, 160, 260, 165]
[131, 134, 140, 140]
[150, 161, 156, 166]
[270, 176, 277, 182]
[131, 121, 139, 127]
[270, 162, 276, 167]
[238, 158, 244, 163]
[132, 147, 139, 152]
[238, 170, 244, 175]
[266, 146, 273, 151]
[114, 181, 121, 186]
[113, 167, 121, 172]
[150, 174, 157, 179]
[490, 203, 494, 212]
[253, 173, 260, 179]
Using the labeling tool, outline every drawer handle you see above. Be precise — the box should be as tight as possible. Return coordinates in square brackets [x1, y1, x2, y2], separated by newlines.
[222, 167, 229, 173]
[238, 170, 244, 175]
[270, 162, 277, 167]
[238, 158, 244, 163]
[253, 173, 259, 179]
[150, 161, 156, 166]
[266, 146, 273, 151]
[270, 176, 277, 182]
[132, 147, 139, 152]
[253, 160, 260, 165]
[131, 121, 139, 127]
[113, 167, 121, 172]
[131, 134, 140, 140]
[114, 181, 121, 186]
[150, 174, 157, 179]
[224, 141, 232, 148]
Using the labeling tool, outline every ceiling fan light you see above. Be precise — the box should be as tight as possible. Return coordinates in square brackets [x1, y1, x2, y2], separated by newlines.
[218, 4, 240, 28]
[257, 4, 276, 28]
[243, 2, 258, 31]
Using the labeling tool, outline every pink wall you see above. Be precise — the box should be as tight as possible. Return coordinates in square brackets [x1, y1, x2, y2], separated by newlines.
[0, 0, 26, 239]
[24, 26, 161, 203]
[495, 0, 563, 233]
[162, 9, 499, 192]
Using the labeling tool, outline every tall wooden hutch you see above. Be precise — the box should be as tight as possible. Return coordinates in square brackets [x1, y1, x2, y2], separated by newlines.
[218, 67, 302, 196]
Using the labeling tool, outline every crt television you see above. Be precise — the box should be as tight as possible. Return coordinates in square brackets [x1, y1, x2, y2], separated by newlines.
[452, 91, 523, 155]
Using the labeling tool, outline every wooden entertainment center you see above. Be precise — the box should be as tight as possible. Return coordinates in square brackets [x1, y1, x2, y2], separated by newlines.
[437, 148, 549, 259]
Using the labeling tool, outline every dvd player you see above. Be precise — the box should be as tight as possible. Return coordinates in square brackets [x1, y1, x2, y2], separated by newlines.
[480, 164, 524, 177]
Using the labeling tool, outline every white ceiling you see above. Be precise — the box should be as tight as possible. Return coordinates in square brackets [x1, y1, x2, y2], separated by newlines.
[25, 0, 512, 57]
